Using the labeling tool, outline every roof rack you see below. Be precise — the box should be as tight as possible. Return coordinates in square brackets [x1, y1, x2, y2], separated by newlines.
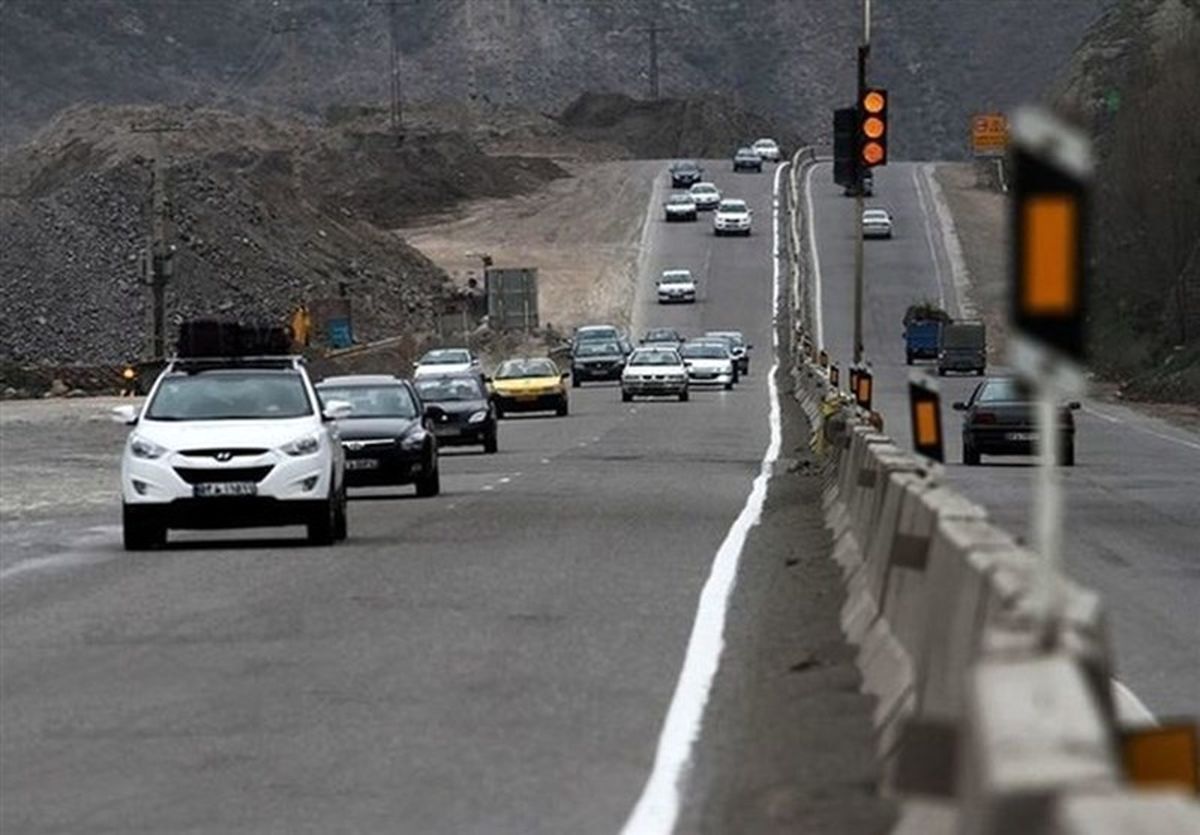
[167, 355, 304, 373]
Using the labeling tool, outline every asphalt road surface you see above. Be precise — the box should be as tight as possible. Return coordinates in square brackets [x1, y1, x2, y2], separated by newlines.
[805, 160, 1200, 718]
[1, 162, 888, 834]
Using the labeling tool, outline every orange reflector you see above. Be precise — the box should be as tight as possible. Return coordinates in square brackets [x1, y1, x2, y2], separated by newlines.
[863, 116, 885, 139]
[914, 400, 939, 447]
[1121, 724, 1199, 792]
[862, 90, 885, 113]
[862, 142, 884, 165]
[1022, 195, 1077, 315]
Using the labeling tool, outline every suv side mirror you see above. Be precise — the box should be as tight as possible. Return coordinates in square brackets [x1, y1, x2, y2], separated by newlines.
[951, 401, 968, 411]
[423, 404, 445, 420]
[111, 404, 140, 425]
[322, 400, 353, 421]
[1067, 401, 1081, 410]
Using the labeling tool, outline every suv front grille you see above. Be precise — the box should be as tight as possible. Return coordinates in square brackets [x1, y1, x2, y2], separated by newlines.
[174, 465, 274, 485]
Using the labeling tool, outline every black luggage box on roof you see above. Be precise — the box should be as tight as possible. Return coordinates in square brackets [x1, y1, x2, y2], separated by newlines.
[177, 319, 292, 358]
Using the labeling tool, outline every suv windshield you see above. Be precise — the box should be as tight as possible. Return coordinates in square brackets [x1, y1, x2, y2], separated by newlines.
[147, 371, 313, 421]
[719, 201, 747, 213]
[415, 378, 483, 402]
[319, 384, 418, 418]
[576, 328, 619, 342]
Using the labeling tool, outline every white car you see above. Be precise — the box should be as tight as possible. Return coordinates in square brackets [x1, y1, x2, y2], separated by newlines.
[621, 347, 689, 402]
[663, 192, 698, 222]
[689, 182, 721, 210]
[657, 269, 697, 304]
[752, 138, 782, 161]
[713, 199, 752, 236]
[414, 348, 479, 378]
[862, 208, 893, 239]
[680, 341, 736, 390]
[113, 355, 351, 550]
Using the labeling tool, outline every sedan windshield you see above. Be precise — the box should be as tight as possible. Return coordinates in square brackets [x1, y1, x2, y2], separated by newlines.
[668, 195, 694, 204]
[707, 332, 744, 346]
[575, 342, 621, 357]
[978, 379, 1030, 403]
[576, 328, 619, 342]
[420, 350, 470, 365]
[147, 371, 313, 421]
[630, 351, 680, 366]
[681, 344, 729, 359]
[415, 377, 484, 402]
[497, 359, 558, 379]
[644, 330, 679, 342]
[691, 185, 717, 194]
[661, 271, 692, 283]
[319, 384, 418, 418]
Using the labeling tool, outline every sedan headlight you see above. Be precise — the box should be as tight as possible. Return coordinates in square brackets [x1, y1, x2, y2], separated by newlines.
[129, 435, 167, 460]
[281, 433, 321, 457]
[468, 410, 489, 424]
[399, 431, 426, 451]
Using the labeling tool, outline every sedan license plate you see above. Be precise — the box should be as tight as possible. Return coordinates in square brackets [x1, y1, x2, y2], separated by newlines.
[345, 458, 380, 470]
[1007, 432, 1037, 442]
[193, 482, 257, 498]
[435, 426, 461, 437]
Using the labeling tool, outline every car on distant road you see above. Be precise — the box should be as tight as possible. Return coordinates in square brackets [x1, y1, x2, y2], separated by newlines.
[843, 169, 873, 197]
[569, 340, 626, 386]
[669, 160, 704, 188]
[491, 357, 570, 417]
[733, 147, 764, 172]
[573, 324, 632, 356]
[937, 320, 987, 376]
[413, 348, 479, 378]
[704, 330, 751, 374]
[713, 199, 752, 236]
[641, 327, 685, 348]
[621, 347, 689, 402]
[862, 208, 893, 239]
[680, 341, 735, 390]
[318, 375, 445, 488]
[412, 374, 498, 454]
[657, 269, 697, 304]
[663, 192, 698, 222]
[953, 376, 1078, 466]
[752, 138, 782, 161]
[689, 182, 721, 210]
[114, 353, 350, 550]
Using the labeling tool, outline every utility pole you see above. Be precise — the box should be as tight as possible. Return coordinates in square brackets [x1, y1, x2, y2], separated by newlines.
[853, 0, 871, 365]
[642, 23, 667, 100]
[370, 0, 416, 145]
[130, 120, 185, 361]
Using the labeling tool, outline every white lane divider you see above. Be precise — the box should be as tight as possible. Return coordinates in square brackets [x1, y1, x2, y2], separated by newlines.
[620, 162, 788, 835]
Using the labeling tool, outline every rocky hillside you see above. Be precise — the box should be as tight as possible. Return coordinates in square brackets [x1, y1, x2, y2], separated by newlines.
[0, 0, 1112, 159]
[1052, 0, 1200, 401]
[0, 105, 565, 364]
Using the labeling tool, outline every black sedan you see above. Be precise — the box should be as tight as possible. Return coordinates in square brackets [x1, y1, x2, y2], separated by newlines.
[669, 160, 704, 188]
[570, 341, 626, 387]
[413, 374, 498, 453]
[316, 375, 441, 495]
[733, 147, 764, 172]
[953, 377, 1079, 466]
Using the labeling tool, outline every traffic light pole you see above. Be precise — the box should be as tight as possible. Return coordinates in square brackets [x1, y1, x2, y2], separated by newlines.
[853, 41, 868, 365]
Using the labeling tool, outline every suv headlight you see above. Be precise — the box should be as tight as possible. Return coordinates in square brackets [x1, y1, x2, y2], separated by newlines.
[468, 410, 488, 424]
[130, 435, 167, 460]
[281, 433, 321, 457]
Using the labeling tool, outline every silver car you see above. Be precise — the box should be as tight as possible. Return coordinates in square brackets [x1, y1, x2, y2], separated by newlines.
[862, 208, 893, 239]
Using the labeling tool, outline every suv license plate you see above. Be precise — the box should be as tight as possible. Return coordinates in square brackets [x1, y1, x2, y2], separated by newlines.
[345, 458, 380, 470]
[193, 482, 257, 498]
[1007, 432, 1037, 442]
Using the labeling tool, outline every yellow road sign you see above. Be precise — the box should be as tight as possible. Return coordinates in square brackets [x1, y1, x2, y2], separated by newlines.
[972, 113, 1008, 156]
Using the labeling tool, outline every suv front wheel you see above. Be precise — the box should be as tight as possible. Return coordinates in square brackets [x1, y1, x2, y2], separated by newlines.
[122, 504, 167, 551]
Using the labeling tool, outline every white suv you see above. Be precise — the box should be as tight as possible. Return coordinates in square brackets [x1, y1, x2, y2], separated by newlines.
[713, 199, 752, 236]
[113, 356, 351, 550]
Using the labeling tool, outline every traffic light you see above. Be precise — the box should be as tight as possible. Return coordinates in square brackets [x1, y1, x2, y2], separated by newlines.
[859, 88, 888, 168]
[833, 106, 859, 188]
[1009, 107, 1091, 364]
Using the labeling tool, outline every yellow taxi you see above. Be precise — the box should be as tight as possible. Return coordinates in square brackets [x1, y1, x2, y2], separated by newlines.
[490, 357, 569, 417]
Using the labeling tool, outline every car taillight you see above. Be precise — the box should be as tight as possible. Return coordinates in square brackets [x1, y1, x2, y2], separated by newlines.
[974, 412, 997, 425]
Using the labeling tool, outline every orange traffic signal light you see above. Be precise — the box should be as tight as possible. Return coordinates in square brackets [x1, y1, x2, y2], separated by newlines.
[859, 88, 888, 168]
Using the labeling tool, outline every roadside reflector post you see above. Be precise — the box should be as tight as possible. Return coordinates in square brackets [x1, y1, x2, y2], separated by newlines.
[819, 349, 828, 368]
[830, 364, 840, 390]
[908, 374, 944, 462]
[1009, 106, 1092, 642]
[1120, 723, 1200, 793]
[854, 366, 873, 412]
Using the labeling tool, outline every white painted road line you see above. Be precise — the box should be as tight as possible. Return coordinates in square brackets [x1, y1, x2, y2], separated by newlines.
[1082, 404, 1200, 452]
[911, 165, 948, 312]
[620, 162, 788, 835]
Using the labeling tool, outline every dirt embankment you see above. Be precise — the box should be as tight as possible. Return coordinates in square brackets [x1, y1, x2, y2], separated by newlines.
[0, 105, 567, 368]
